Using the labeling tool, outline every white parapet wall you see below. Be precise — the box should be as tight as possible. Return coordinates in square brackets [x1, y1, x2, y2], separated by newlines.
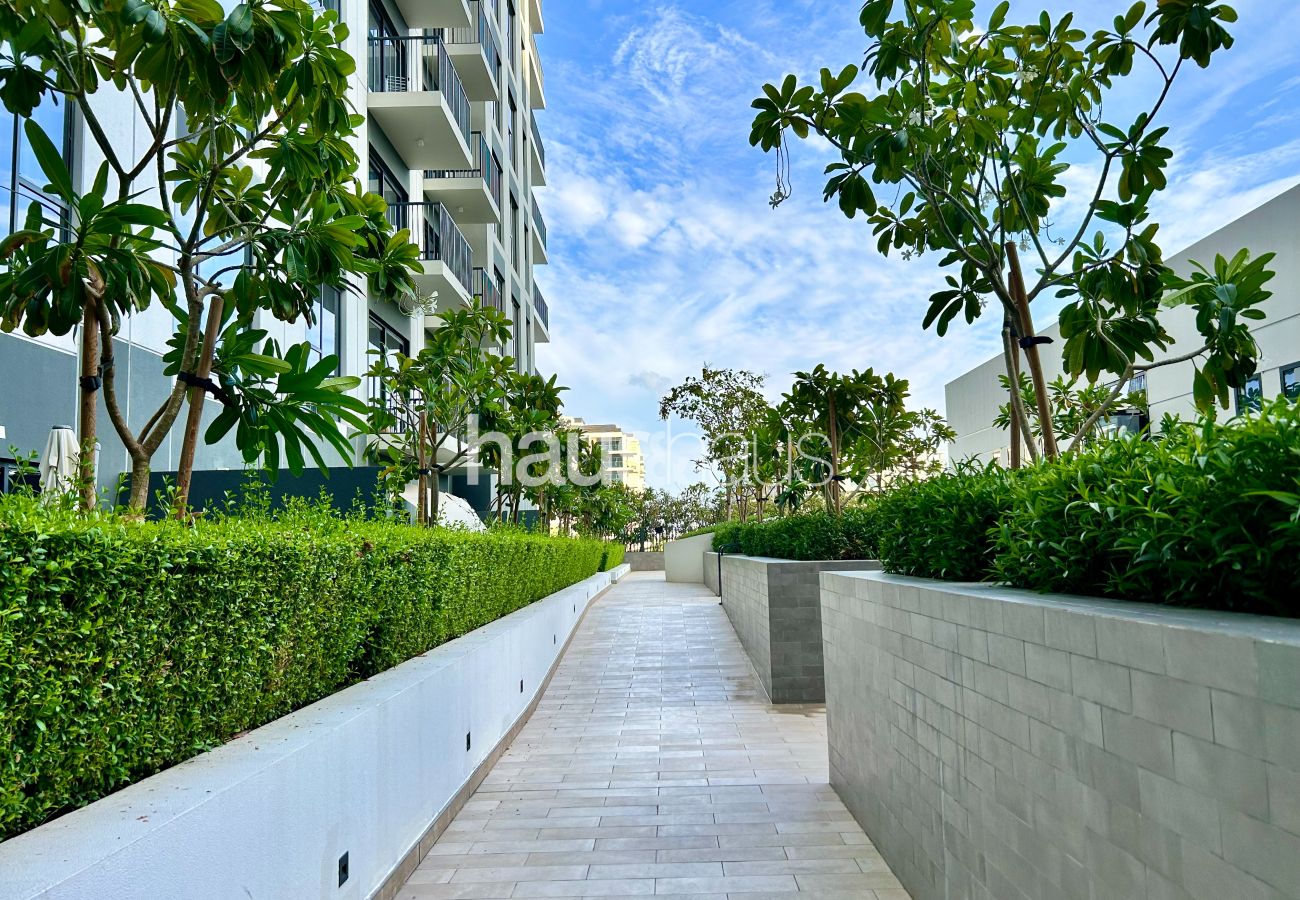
[664, 533, 714, 583]
[821, 570, 1300, 900]
[0, 563, 631, 900]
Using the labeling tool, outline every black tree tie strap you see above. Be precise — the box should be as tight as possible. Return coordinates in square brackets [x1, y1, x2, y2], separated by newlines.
[178, 371, 237, 408]
[1019, 336, 1054, 348]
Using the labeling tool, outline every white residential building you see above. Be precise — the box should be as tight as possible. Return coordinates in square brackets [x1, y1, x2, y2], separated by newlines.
[0, 0, 551, 504]
[562, 418, 647, 490]
[945, 184, 1300, 464]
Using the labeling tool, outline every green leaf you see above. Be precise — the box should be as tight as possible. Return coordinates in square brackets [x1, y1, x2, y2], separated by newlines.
[22, 120, 74, 202]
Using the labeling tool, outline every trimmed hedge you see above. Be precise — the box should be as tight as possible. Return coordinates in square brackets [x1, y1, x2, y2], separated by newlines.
[600, 543, 626, 571]
[712, 506, 883, 561]
[0, 499, 614, 838]
[995, 403, 1300, 616]
[873, 464, 1015, 582]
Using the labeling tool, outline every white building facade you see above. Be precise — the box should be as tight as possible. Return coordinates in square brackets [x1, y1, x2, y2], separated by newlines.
[0, 0, 550, 499]
[945, 184, 1300, 464]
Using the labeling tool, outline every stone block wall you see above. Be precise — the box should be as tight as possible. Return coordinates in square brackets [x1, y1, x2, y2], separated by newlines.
[821, 571, 1300, 900]
[703, 552, 720, 596]
[720, 555, 881, 703]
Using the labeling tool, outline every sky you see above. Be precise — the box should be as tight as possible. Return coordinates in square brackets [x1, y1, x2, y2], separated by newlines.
[532, 0, 1300, 491]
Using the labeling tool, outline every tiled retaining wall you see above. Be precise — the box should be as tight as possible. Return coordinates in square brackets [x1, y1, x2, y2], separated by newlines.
[703, 551, 720, 596]
[720, 555, 881, 703]
[821, 571, 1300, 900]
[624, 551, 665, 571]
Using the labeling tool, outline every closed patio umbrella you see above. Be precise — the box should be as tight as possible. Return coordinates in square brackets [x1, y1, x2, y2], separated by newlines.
[39, 425, 80, 498]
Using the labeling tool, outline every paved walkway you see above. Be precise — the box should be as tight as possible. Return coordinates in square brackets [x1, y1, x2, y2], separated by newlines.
[397, 573, 908, 899]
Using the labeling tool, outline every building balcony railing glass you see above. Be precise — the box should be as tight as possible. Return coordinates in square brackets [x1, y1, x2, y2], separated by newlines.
[533, 284, 549, 330]
[425, 131, 502, 214]
[530, 111, 545, 168]
[367, 35, 471, 148]
[531, 202, 547, 249]
[385, 201, 473, 296]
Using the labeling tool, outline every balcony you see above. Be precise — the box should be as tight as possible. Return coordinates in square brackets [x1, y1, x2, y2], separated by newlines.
[392, 0, 470, 30]
[436, 0, 501, 102]
[424, 132, 502, 225]
[368, 36, 472, 171]
[528, 111, 546, 187]
[527, 31, 545, 109]
[532, 284, 550, 343]
[530, 202, 548, 264]
[385, 201, 474, 313]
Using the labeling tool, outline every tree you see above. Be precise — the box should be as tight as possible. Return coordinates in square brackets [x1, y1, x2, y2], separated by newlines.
[659, 366, 773, 520]
[778, 365, 907, 514]
[486, 370, 566, 523]
[850, 401, 956, 492]
[366, 303, 512, 525]
[0, 0, 419, 511]
[750, 1, 1271, 462]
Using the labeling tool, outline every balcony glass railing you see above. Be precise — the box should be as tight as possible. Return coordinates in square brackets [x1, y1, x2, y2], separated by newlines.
[529, 111, 545, 168]
[473, 268, 504, 313]
[533, 285, 549, 330]
[425, 132, 502, 212]
[531, 202, 547, 249]
[367, 35, 471, 147]
[435, 1, 502, 77]
[385, 201, 473, 295]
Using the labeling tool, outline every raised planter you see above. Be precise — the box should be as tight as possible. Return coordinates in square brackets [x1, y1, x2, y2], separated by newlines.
[0, 564, 631, 900]
[720, 554, 881, 703]
[624, 550, 665, 571]
[821, 570, 1300, 900]
[704, 551, 720, 596]
[664, 533, 714, 583]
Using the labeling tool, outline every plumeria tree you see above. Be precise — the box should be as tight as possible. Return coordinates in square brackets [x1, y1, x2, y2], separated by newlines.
[750, 0, 1273, 461]
[0, 0, 419, 510]
[485, 370, 566, 523]
[367, 303, 512, 525]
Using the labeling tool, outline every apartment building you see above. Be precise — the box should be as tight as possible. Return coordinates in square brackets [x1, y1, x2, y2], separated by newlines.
[563, 418, 647, 490]
[0, 0, 550, 500]
[944, 184, 1300, 464]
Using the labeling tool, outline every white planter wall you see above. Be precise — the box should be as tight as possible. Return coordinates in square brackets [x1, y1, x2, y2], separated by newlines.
[821, 570, 1300, 900]
[0, 565, 630, 900]
[664, 533, 714, 583]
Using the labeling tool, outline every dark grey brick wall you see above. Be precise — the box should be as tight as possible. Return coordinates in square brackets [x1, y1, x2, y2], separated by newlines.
[821, 570, 1300, 900]
[720, 555, 881, 704]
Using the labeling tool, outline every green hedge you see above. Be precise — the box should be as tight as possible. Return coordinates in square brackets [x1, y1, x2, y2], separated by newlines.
[712, 506, 883, 561]
[995, 403, 1300, 615]
[873, 464, 1015, 581]
[0, 500, 613, 838]
[600, 543, 626, 571]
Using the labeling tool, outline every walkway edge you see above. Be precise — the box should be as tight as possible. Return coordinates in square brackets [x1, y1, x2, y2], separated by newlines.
[368, 562, 630, 900]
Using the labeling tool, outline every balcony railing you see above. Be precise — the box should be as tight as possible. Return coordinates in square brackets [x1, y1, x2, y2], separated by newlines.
[530, 111, 545, 168]
[425, 131, 502, 212]
[473, 267, 503, 313]
[531, 202, 547, 249]
[533, 285, 549, 330]
[385, 201, 473, 295]
[436, 1, 501, 76]
[367, 35, 471, 146]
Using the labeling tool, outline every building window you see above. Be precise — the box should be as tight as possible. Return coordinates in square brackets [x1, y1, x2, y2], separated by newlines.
[510, 297, 522, 364]
[507, 94, 517, 170]
[506, 0, 516, 65]
[1236, 373, 1264, 414]
[509, 194, 520, 265]
[2, 97, 70, 237]
[610, 471, 623, 484]
[1282, 363, 1300, 402]
[610, 454, 623, 468]
[609, 438, 622, 452]
[368, 313, 410, 421]
[307, 285, 342, 371]
[1128, 370, 1147, 396]
[368, 146, 408, 227]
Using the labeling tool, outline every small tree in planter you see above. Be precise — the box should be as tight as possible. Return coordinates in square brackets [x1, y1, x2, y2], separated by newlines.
[0, 0, 419, 511]
[750, 0, 1272, 461]
[366, 303, 512, 525]
[484, 370, 566, 523]
[779, 365, 907, 515]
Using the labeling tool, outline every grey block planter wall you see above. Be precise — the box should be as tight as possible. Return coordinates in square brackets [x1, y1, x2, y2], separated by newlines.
[821, 570, 1300, 900]
[703, 551, 720, 596]
[624, 550, 665, 571]
[720, 555, 881, 703]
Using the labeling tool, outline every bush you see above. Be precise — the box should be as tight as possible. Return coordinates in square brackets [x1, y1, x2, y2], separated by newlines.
[874, 464, 1015, 581]
[600, 543, 626, 571]
[995, 401, 1300, 615]
[710, 505, 882, 561]
[0, 498, 613, 838]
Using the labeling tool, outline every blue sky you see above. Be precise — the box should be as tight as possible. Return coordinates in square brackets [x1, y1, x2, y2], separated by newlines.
[532, 0, 1300, 490]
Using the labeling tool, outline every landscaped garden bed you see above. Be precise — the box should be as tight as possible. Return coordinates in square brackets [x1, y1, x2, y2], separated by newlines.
[0, 496, 621, 840]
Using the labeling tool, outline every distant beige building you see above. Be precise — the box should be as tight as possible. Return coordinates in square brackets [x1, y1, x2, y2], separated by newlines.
[562, 418, 647, 489]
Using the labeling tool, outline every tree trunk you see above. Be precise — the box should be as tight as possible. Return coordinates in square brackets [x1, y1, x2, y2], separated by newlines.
[430, 420, 441, 527]
[1006, 243, 1059, 460]
[827, 393, 841, 516]
[77, 304, 100, 511]
[174, 294, 225, 513]
[125, 452, 152, 512]
[416, 410, 429, 525]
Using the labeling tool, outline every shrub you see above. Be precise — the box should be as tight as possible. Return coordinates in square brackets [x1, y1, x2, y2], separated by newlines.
[600, 543, 626, 571]
[874, 464, 1015, 581]
[995, 401, 1300, 615]
[0, 498, 613, 838]
[710, 505, 882, 561]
